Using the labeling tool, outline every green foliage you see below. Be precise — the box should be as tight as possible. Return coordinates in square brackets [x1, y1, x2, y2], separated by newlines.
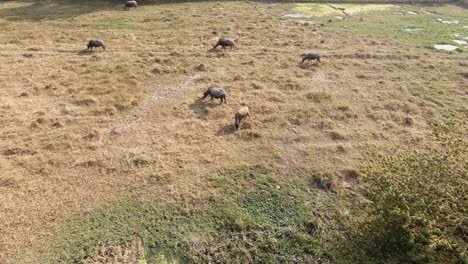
[337, 113, 467, 263]
[239, 189, 302, 227]
[342, 208, 434, 264]
[46, 167, 321, 263]
[205, 168, 320, 262]
[47, 197, 200, 263]
[211, 200, 255, 232]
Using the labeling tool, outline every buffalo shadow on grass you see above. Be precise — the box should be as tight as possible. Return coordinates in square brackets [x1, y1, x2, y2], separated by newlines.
[298, 62, 320, 69]
[189, 98, 223, 120]
[77, 49, 93, 55]
[216, 124, 236, 136]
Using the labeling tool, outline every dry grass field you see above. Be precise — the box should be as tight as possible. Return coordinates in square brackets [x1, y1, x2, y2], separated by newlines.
[0, 1, 466, 263]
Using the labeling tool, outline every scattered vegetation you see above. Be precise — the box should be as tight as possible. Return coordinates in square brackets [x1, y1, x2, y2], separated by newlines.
[207, 168, 322, 263]
[47, 167, 324, 263]
[335, 112, 467, 264]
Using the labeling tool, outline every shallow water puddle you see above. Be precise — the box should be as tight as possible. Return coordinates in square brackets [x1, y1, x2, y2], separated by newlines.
[453, 40, 467, 45]
[284, 13, 311, 19]
[437, 18, 459, 24]
[434, 44, 459, 51]
[403, 28, 424, 32]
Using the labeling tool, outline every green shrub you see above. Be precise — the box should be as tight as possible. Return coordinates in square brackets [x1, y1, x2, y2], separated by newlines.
[338, 114, 467, 263]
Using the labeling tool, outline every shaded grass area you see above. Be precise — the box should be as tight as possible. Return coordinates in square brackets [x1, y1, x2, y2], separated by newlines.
[293, 3, 468, 51]
[332, 111, 468, 264]
[0, 0, 123, 21]
[0, 1, 195, 31]
[0, 0, 219, 22]
[46, 167, 322, 263]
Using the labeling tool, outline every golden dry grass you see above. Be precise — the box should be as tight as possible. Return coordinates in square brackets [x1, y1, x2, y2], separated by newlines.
[0, 1, 466, 262]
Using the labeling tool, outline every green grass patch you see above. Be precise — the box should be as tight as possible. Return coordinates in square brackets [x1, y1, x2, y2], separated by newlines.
[206, 168, 320, 262]
[45, 167, 321, 263]
[47, 197, 201, 263]
[293, 3, 397, 17]
[293, 3, 343, 17]
[293, 4, 468, 50]
[335, 111, 468, 264]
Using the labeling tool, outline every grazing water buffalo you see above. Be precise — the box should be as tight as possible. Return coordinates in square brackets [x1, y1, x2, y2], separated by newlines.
[235, 106, 249, 130]
[213, 38, 235, 50]
[301, 53, 321, 63]
[124, 1, 138, 11]
[202, 87, 226, 103]
[87, 39, 106, 51]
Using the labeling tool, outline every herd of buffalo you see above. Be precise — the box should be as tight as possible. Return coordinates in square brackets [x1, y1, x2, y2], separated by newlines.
[86, 0, 321, 130]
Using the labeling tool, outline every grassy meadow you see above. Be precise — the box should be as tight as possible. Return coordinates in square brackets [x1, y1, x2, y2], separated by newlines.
[0, 0, 466, 263]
